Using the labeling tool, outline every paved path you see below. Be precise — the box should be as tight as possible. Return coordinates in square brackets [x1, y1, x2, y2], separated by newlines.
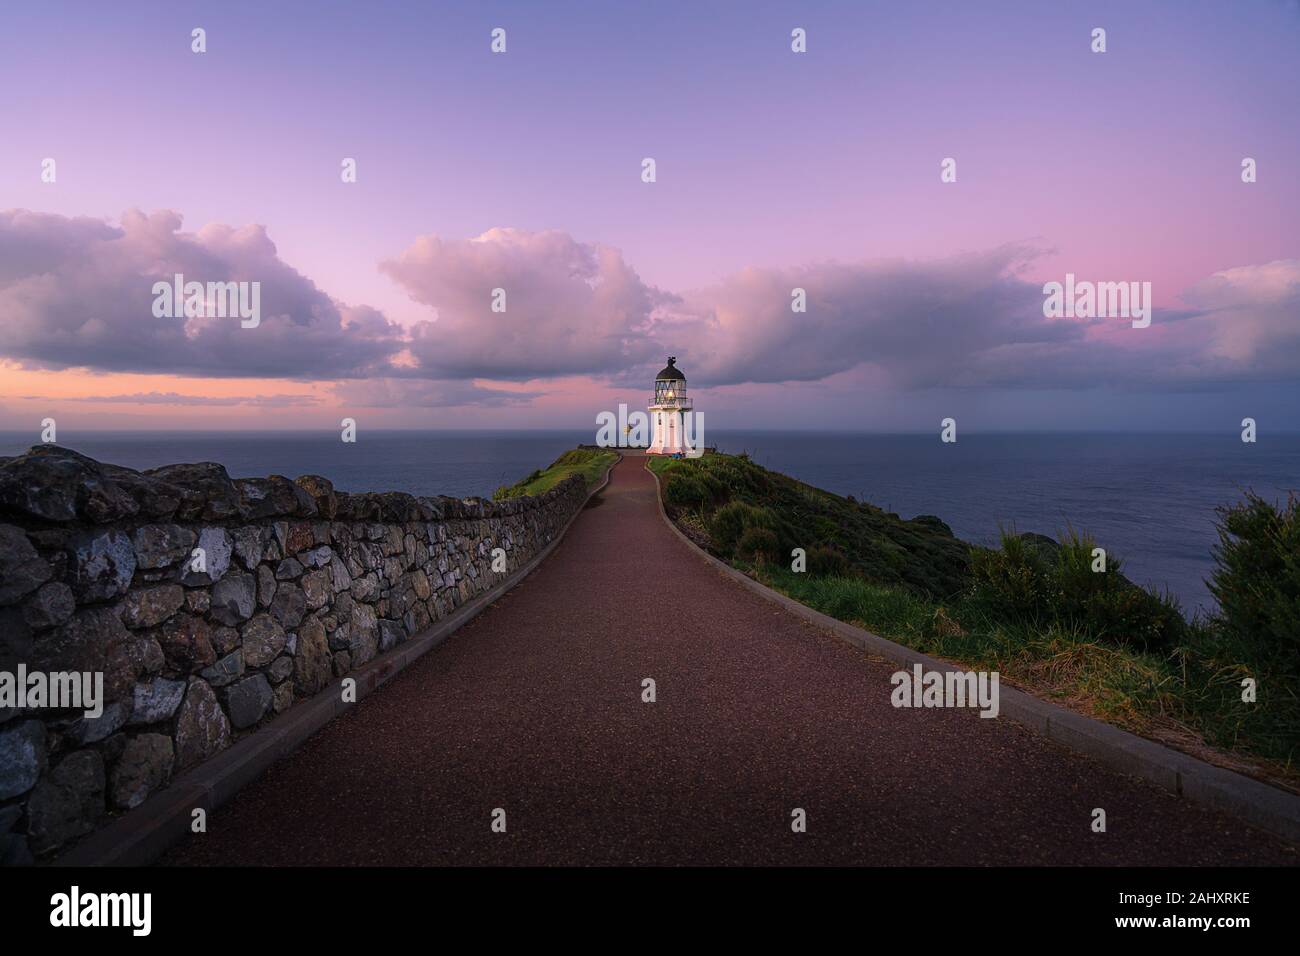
[163, 456, 1297, 865]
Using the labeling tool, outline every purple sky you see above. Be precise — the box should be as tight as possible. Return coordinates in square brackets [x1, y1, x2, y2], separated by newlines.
[1, 0, 1298, 431]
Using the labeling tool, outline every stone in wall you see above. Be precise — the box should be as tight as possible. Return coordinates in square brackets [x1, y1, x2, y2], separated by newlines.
[157, 614, 216, 671]
[182, 528, 232, 585]
[224, 674, 272, 730]
[109, 733, 174, 810]
[22, 582, 75, 630]
[122, 585, 185, 628]
[174, 679, 230, 770]
[26, 750, 104, 853]
[131, 524, 195, 570]
[0, 721, 46, 800]
[0, 524, 52, 604]
[241, 615, 286, 667]
[293, 618, 331, 696]
[67, 529, 136, 601]
[211, 572, 255, 624]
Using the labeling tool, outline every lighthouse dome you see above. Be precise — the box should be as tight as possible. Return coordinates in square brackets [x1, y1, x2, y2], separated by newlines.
[655, 356, 686, 381]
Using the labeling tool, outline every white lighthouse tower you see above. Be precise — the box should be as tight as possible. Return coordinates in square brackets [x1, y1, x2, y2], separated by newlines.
[647, 356, 695, 456]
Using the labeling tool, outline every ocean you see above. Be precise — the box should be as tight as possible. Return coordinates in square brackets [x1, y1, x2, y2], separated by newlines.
[3, 430, 1296, 614]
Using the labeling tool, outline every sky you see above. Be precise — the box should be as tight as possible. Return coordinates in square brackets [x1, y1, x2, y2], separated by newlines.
[0, 0, 1298, 432]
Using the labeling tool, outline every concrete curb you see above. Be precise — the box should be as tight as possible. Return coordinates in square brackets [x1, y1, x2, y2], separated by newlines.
[645, 460, 1300, 845]
[56, 457, 619, 866]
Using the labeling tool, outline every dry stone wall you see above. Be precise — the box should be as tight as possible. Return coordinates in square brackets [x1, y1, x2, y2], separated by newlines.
[0, 445, 589, 863]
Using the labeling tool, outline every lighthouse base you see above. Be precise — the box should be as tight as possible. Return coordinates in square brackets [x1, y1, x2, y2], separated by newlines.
[647, 406, 694, 456]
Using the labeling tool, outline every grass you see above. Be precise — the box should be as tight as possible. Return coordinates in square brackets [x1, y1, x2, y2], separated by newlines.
[493, 448, 618, 500]
[650, 452, 1300, 789]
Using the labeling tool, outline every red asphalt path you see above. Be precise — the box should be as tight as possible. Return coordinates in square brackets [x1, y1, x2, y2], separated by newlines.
[163, 455, 1297, 865]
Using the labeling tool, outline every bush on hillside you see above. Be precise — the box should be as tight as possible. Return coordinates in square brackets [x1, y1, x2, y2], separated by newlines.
[1087, 585, 1188, 652]
[662, 472, 709, 509]
[662, 468, 727, 511]
[970, 529, 1185, 652]
[736, 526, 780, 564]
[969, 533, 1049, 619]
[1210, 492, 1300, 676]
[807, 544, 851, 577]
[710, 500, 750, 552]
[710, 501, 777, 554]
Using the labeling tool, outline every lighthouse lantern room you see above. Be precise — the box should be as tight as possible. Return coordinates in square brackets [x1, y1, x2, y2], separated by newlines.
[647, 356, 695, 456]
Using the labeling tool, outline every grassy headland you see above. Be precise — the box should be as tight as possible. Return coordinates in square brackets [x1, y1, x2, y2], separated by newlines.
[494, 448, 618, 500]
[649, 452, 1300, 789]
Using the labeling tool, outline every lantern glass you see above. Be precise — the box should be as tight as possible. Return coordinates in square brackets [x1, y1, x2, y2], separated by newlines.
[655, 380, 686, 404]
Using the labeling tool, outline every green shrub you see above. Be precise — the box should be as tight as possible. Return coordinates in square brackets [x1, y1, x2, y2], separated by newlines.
[710, 501, 778, 554]
[970, 528, 1184, 652]
[1084, 586, 1187, 652]
[663, 472, 708, 509]
[807, 544, 850, 577]
[1210, 492, 1300, 675]
[808, 515, 841, 542]
[1052, 528, 1115, 604]
[736, 526, 780, 564]
[969, 532, 1049, 620]
[710, 500, 753, 552]
[663, 469, 728, 511]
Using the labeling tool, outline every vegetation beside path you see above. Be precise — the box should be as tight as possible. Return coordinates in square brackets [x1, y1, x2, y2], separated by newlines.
[494, 448, 618, 500]
[649, 451, 1300, 790]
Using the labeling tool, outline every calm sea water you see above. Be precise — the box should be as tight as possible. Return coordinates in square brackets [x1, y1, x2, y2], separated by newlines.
[3, 430, 1296, 613]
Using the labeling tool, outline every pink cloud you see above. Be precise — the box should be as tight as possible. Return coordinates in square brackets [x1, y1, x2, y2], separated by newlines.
[382, 228, 664, 380]
[0, 209, 404, 379]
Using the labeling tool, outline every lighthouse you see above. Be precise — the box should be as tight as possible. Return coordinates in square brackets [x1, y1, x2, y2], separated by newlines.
[647, 356, 695, 456]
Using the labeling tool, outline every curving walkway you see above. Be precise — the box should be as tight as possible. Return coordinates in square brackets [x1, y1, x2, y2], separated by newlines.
[163, 455, 1297, 865]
